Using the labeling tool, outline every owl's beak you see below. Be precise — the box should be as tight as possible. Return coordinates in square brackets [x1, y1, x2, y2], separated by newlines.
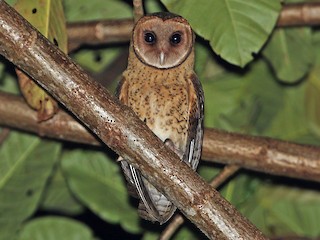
[159, 52, 165, 66]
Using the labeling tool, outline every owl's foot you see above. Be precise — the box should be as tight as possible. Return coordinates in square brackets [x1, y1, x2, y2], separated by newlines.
[164, 138, 184, 160]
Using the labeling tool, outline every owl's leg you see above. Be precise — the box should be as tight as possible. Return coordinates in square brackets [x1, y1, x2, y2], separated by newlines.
[164, 138, 184, 160]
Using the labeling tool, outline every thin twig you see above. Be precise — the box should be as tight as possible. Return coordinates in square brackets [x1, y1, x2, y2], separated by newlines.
[210, 165, 240, 188]
[159, 165, 240, 240]
[159, 215, 184, 240]
[133, 0, 144, 23]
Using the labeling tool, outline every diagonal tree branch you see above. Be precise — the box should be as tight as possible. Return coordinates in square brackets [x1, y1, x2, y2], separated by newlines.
[1, 91, 320, 182]
[0, 2, 267, 239]
[160, 165, 240, 240]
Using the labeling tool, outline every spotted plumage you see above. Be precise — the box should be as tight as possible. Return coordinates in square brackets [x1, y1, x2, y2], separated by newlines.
[116, 12, 204, 224]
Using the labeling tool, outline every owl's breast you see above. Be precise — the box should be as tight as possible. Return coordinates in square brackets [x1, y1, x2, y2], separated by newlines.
[128, 80, 189, 151]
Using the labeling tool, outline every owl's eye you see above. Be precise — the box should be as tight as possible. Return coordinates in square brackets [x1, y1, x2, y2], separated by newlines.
[144, 32, 156, 44]
[170, 33, 182, 45]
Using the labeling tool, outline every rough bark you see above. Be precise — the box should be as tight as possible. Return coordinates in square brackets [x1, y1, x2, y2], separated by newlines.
[277, 2, 320, 27]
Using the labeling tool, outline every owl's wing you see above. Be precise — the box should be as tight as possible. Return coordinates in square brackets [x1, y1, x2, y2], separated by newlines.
[116, 77, 161, 221]
[184, 73, 204, 170]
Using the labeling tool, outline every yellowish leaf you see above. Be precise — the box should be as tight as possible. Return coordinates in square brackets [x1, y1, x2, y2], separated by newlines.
[14, 0, 67, 121]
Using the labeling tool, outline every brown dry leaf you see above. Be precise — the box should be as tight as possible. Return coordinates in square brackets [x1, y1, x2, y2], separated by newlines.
[14, 0, 67, 121]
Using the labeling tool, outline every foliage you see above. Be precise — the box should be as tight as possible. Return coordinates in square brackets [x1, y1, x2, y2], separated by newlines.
[1, 0, 320, 239]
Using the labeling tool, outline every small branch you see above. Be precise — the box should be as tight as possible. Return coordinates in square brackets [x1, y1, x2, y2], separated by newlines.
[133, 0, 144, 23]
[0, 2, 266, 239]
[159, 216, 184, 240]
[67, 19, 133, 52]
[0, 92, 320, 183]
[202, 129, 320, 182]
[159, 165, 240, 240]
[277, 2, 320, 27]
[209, 165, 240, 188]
[0, 92, 98, 145]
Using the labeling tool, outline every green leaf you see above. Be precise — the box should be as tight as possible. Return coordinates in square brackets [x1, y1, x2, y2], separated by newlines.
[242, 183, 320, 237]
[40, 165, 84, 215]
[144, 0, 166, 13]
[18, 217, 94, 240]
[64, 0, 132, 22]
[173, 226, 203, 240]
[263, 28, 314, 83]
[305, 67, 320, 138]
[194, 43, 226, 82]
[14, 0, 67, 120]
[222, 172, 261, 208]
[73, 48, 123, 73]
[266, 82, 312, 143]
[161, 0, 281, 67]
[14, 0, 67, 53]
[4, 0, 17, 6]
[142, 231, 159, 240]
[203, 59, 283, 134]
[0, 132, 61, 240]
[61, 150, 141, 234]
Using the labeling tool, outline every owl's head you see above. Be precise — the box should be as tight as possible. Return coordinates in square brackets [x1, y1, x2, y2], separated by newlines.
[132, 12, 195, 69]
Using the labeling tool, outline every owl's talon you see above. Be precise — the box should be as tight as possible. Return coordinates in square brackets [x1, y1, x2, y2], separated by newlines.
[164, 138, 183, 158]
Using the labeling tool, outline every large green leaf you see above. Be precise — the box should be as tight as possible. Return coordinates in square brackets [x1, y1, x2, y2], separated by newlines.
[0, 132, 61, 240]
[61, 150, 141, 234]
[304, 31, 320, 140]
[241, 183, 320, 237]
[266, 82, 311, 143]
[145, 0, 166, 13]
[194, 43, 226, 82]
[18, 217, 94, 240]
[263, 28, 314, 83]
[40, 165, 84, 215]
[161, 0, 281, 67]
[14, 0, 67, 52]
[64, 0, 132, 22]
[203, 59, 283, 134]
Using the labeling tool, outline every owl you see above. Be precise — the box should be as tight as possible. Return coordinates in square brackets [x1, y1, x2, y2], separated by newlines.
[116, 12, 204, 224]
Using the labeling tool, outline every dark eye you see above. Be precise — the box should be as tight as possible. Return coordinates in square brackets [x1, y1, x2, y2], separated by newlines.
[170, 33, 182, 45]
[144, 32, 156, 44]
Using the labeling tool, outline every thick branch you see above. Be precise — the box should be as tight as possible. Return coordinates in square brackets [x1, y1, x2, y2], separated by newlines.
[67, 19, 133, 51]
[66, 3, 320, 50]
[202, 129, 320, 182]
[0, 2, 266, 239]
[277, 2, 320, 27]
[1, 92, 320, 183]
